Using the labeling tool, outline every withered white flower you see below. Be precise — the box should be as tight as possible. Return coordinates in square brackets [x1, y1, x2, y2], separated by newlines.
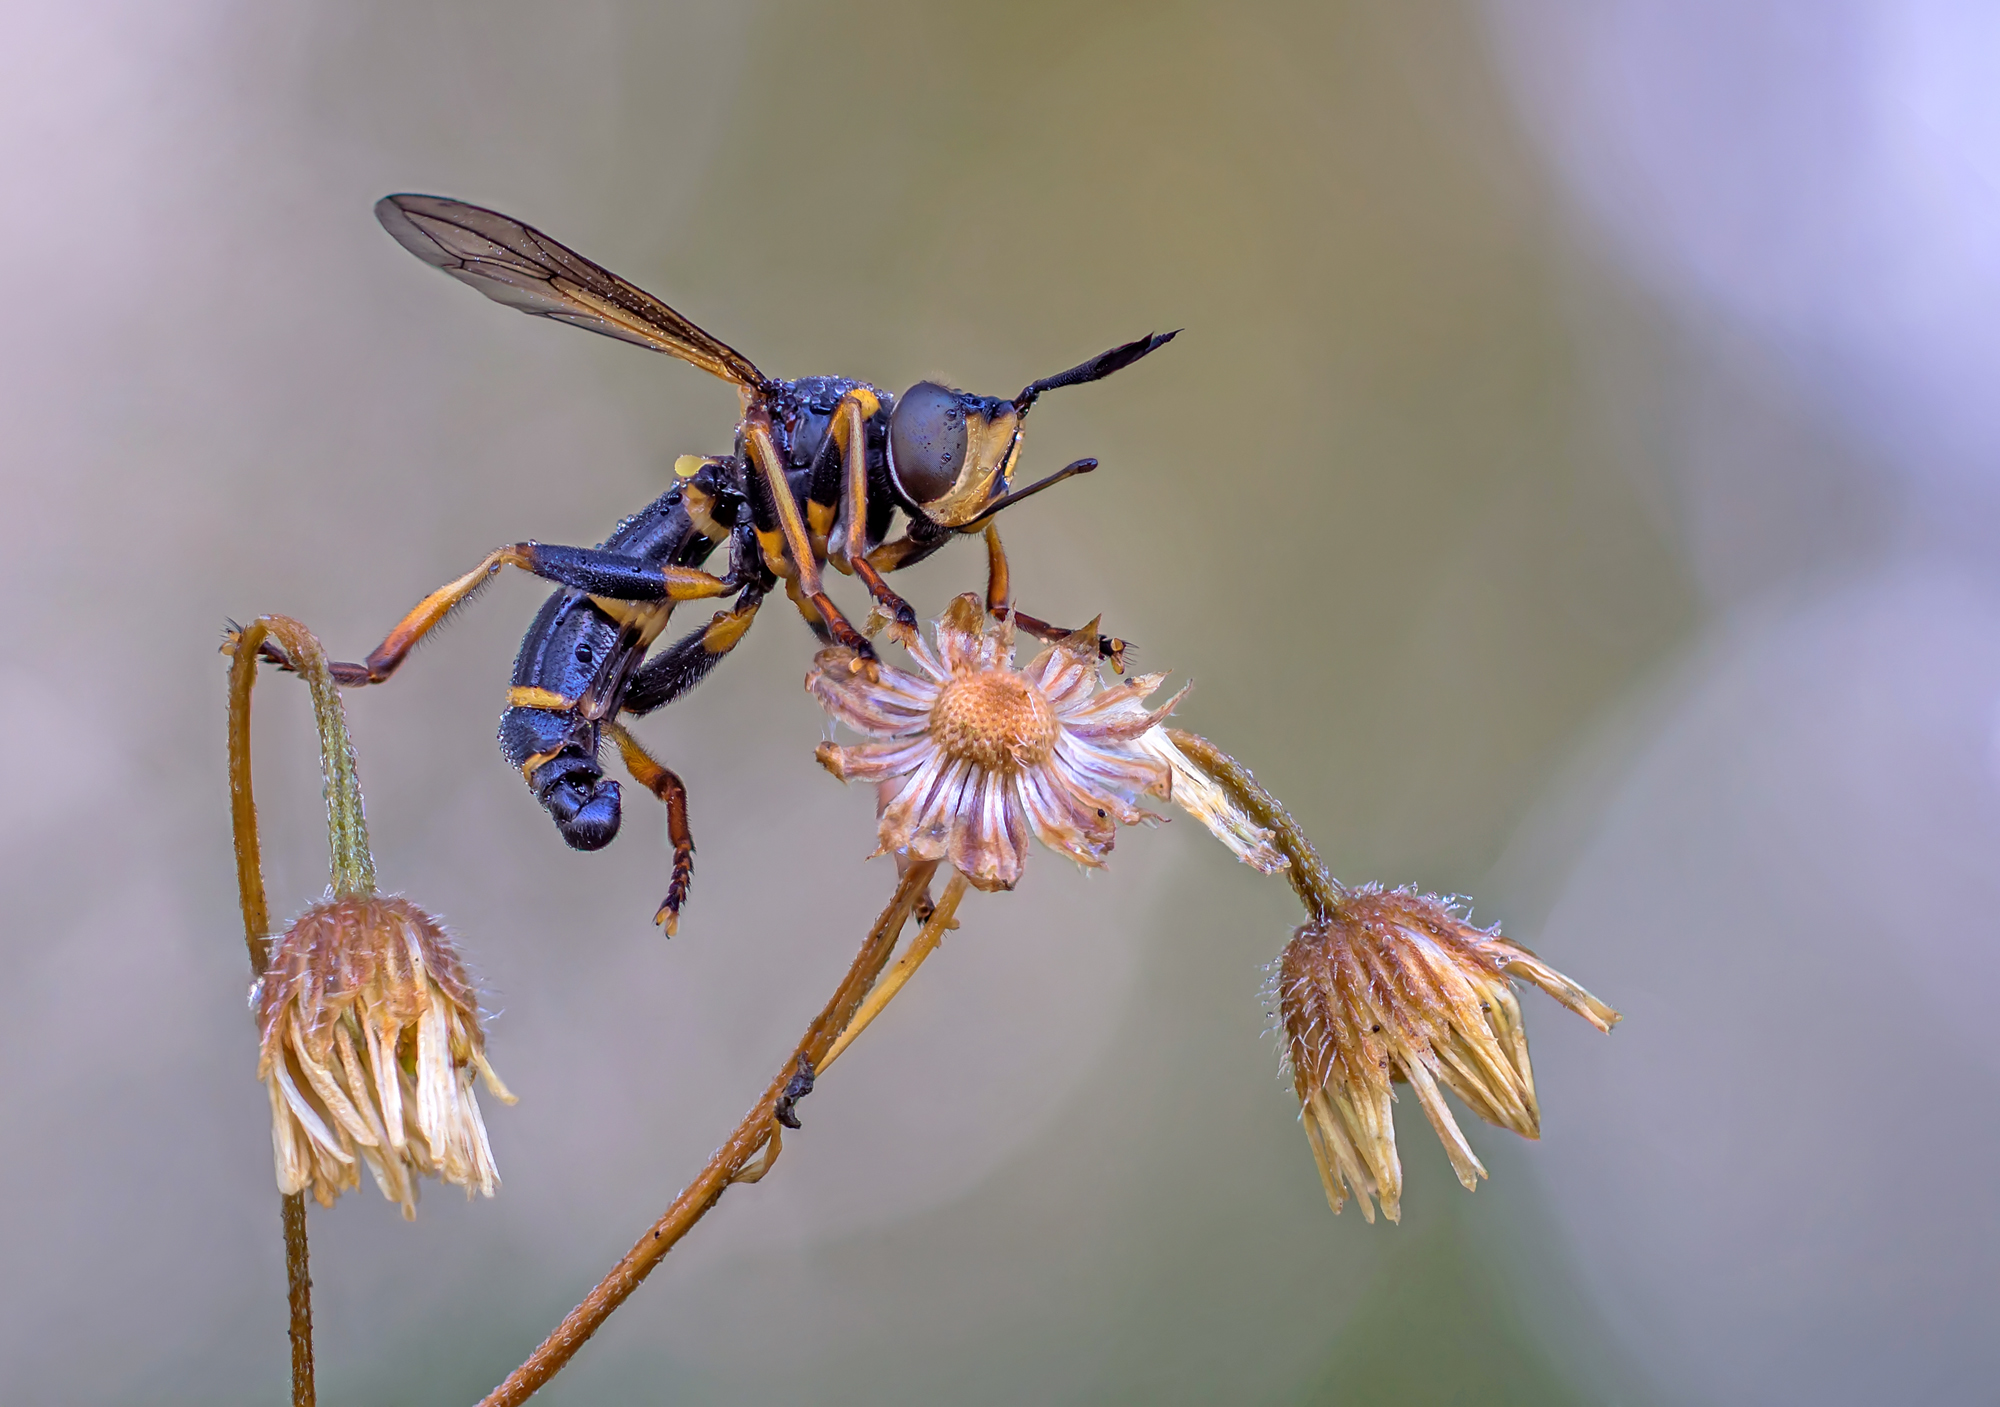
[255, 895, 514, 1218]
[1135, 728, 1287, 874]
[808, 593, 1186, 891]
[1278, 887, 1618, 1223]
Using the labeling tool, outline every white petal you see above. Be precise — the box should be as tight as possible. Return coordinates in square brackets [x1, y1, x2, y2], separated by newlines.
[366, 1014, 407, 1152]
[289, 1022, 379, 1148]
[1403, 1053, 1486, 1191]
[271, 1049, 352, 1165]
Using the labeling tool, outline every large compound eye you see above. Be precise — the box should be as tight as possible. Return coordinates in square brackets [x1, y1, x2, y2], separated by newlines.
[888, 381, 970, 508]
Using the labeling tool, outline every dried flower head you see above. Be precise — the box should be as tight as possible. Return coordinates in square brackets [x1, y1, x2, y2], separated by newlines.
[1278, 887, 1618, 1223]
[809, 594, 1183, 891]
[256, 895, 514, 1218]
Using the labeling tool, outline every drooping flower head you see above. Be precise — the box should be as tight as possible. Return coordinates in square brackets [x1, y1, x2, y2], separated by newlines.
[1278, 887, 1618, 1223]
[256, 894, 515, 1218]
[808, 594, 1187, 891]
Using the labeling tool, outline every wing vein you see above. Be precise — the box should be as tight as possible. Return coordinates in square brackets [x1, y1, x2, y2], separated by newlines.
[377, 193, 767, 388]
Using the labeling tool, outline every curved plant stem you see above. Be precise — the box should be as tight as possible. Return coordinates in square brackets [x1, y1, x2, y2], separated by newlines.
[476, 858, 946, 1407]
[225, 619, 276, 972]
[820, 871, 967, 1073]
[1165, 728, 1344, 921]
[227, 613, 365, 1407]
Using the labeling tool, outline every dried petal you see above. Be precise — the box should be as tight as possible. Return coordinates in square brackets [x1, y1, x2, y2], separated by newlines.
[1278, 887, 1618, 1221]
[255, 895, 514, 1217]
[808, 593, 1183, 890]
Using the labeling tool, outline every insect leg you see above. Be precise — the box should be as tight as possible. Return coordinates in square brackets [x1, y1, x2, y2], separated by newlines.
[622, 587, 764, 716]
[982, 521, 1013, 617]
[783, 577, 836, 645]
[803, 414, 850, 565]
[743, 411, 876, 660]
[313, 543, 733, 686]
[981, 524, 1131, 673]
[603, 721, 695, 933]
[518, 543, 734, 602]
[815, 391, 919, 634]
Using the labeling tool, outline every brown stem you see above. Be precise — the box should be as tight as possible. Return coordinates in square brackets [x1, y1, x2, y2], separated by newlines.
[1165, 729, 1345, 921]
[282, 1191, 317, 1407]
[476, 858, 944, 1407]
[226, 618, 275, 972]
[819, 871, 968, 1073]
[228, 615, 343, 1407]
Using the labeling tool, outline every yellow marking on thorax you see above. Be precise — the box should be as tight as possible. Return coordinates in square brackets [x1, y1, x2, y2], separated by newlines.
[683, 483, 730, 543]
[784, 575, 823, 627]
[807, 498, 836, 542]
[806, 499, 836, 569]
[757, 527, 794, 579]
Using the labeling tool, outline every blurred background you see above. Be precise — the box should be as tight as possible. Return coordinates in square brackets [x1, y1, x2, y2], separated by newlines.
[6, 0, 1998, 1402]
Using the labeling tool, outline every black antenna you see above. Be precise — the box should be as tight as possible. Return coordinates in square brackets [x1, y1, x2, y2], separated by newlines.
[1013, 330, 1180, 413]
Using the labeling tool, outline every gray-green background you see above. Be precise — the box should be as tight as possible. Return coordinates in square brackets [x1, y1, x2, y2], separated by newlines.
[9, 1, 1997, 1403]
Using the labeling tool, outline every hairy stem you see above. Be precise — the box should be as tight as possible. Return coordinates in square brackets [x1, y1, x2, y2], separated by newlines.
[1165, 728, 1344, 920]
[477, 859, 945, 1407]
[281, 1192, 316, 1407]
[228, 614, 368, 1407]
[229, 616, 376, 906]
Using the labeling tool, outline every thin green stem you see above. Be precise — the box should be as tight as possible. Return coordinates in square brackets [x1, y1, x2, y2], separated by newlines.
[278, 619, 374, 897]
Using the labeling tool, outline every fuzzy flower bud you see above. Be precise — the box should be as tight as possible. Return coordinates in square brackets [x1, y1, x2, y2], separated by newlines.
[255, 895, 514, 1218]
[1278, 886, 1617, 1223]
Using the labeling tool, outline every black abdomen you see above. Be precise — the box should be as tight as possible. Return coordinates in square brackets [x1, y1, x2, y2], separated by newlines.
[497, 483, 719, 852]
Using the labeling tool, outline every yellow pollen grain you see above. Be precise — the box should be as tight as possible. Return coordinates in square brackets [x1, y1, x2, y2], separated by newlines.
[929, 669, 1058, 773]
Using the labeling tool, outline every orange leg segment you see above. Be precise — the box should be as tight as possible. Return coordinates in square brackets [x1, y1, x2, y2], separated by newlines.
[743, 412, 876, 663]
[297, 543, 732, 687]
[981, 524, 1130, 673]
[605, 721, 695, 934]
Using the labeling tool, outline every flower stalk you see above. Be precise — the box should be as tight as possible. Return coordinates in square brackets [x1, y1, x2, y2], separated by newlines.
[226, 614, 347, 1407]
[820, 870, 969, 1073]
[1163, 728, 1340, 919]
[476, 859, 945, 1407]
[232, 620, 512, 1219]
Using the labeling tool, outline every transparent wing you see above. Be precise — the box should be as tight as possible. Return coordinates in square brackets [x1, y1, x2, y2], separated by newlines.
[376, 194, 767, 388]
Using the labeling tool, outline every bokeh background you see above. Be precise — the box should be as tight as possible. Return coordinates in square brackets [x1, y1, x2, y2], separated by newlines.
[7, 0, 1998, 1402]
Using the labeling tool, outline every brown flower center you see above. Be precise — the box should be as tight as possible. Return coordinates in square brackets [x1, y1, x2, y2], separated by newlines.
[930, 669, 1059, 773]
